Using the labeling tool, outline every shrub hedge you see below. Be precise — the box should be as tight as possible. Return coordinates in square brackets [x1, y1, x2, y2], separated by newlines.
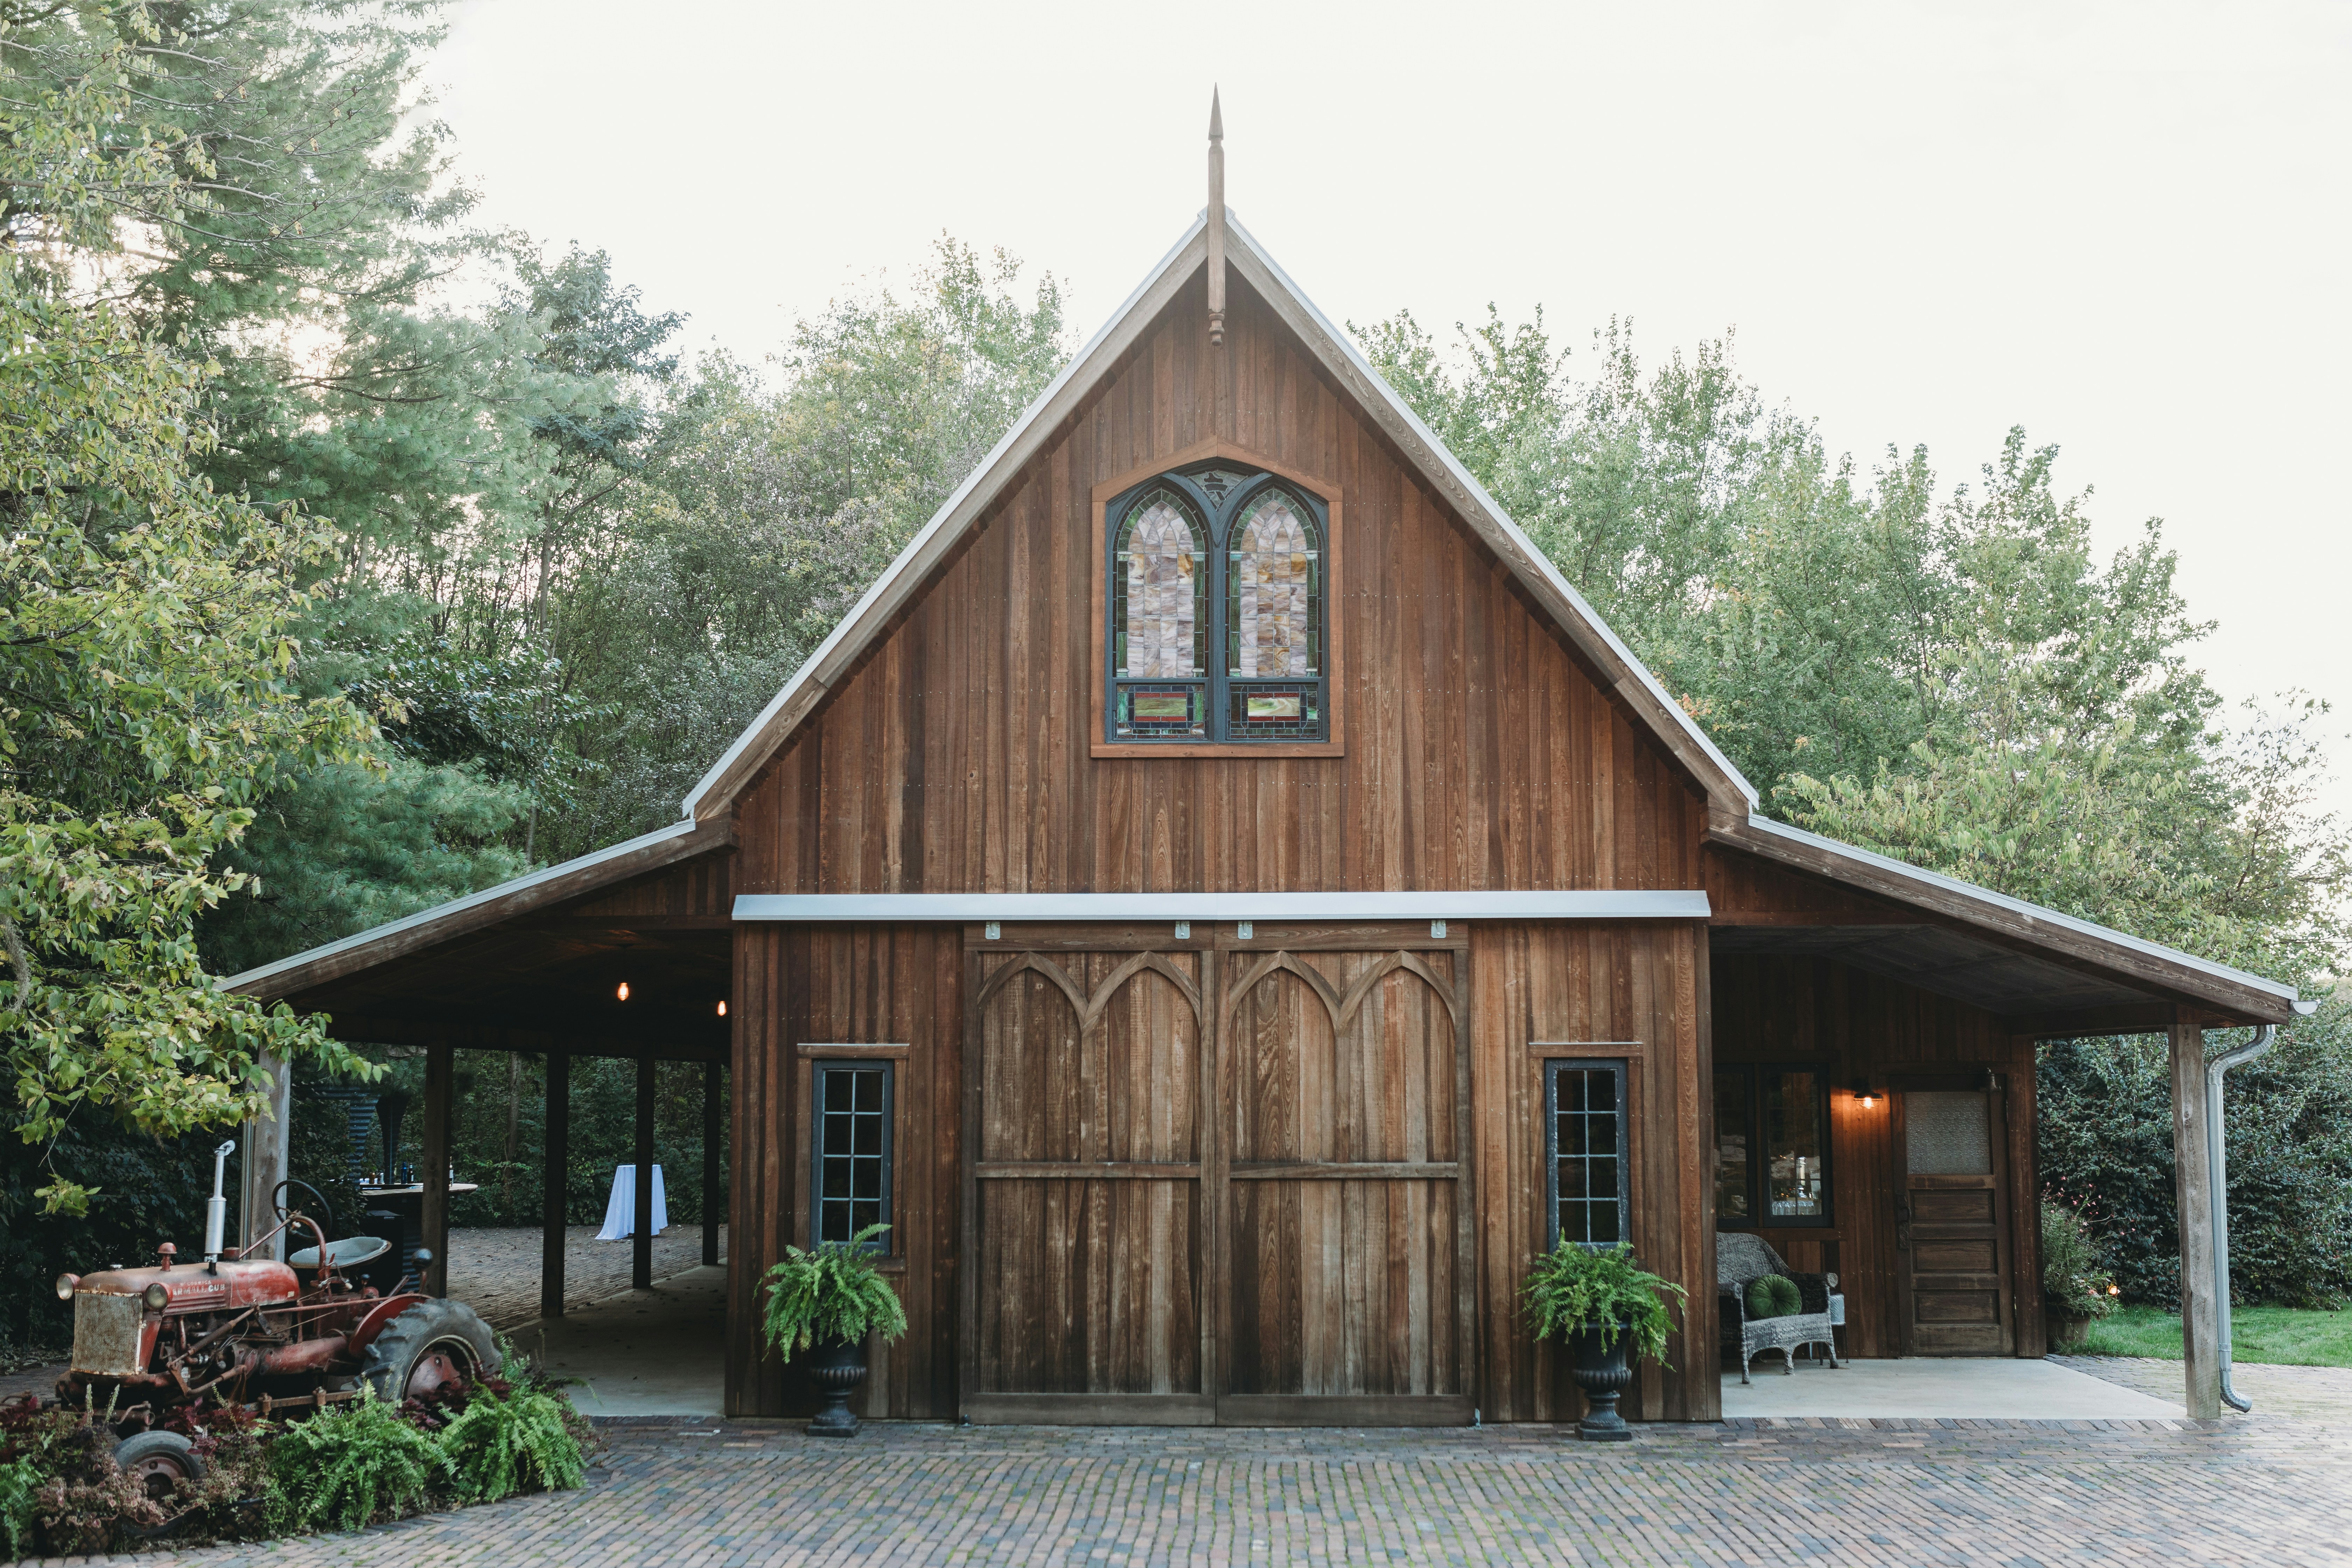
[2037, 1011, 2352, 1310]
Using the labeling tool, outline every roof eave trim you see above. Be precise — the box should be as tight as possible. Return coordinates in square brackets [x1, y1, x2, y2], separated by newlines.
[1221, 215, 1761, 814]
[677, 216, 1214, 821]
[1732, 814, 2302, 1008]
[733, 890, 1710, 922]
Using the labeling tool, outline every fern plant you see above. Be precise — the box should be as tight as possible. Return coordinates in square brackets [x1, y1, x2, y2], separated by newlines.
[1520, 1241, 1689, 1366]
[269, 1385, 449, 1532]
[760, 1224, 909, 1362]
[437, 1388, 587, 1503]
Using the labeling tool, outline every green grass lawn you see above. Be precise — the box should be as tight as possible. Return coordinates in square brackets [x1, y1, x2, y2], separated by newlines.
[2074, 1305, 2352, 1366]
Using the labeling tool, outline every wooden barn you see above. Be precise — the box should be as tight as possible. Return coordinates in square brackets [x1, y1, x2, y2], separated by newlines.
[225, 142, 2310, 1426]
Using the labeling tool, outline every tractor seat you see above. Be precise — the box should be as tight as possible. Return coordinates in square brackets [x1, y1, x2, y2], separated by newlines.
[289, 1236, 393, 1270]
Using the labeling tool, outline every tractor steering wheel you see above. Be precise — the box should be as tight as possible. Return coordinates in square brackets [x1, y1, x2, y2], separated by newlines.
[272, 1177, 335, 1240]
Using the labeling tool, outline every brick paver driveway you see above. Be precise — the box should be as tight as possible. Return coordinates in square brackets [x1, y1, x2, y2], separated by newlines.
[124, 1411, 2352, 1567]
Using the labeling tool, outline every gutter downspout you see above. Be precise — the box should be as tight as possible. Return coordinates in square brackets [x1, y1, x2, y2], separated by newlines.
[2205, 1023, 2277, 1413]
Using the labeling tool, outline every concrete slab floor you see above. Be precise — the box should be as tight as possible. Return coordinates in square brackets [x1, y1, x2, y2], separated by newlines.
[511, 1265, 728, 1417]
[1721, 1354, 2186, 1420]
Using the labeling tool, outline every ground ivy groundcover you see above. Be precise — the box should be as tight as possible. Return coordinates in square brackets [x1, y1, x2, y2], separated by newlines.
[0, 1344, 591, 1558]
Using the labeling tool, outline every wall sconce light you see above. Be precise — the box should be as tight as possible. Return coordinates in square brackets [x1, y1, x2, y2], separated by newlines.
[1851, 1079, 1877, 1109]
[616, 981, 631, 1002]
[716, 1000, 728, 1017]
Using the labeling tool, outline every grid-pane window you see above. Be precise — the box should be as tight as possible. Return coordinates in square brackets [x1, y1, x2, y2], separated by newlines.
[1713, 1065, 1831, 1229]
[811, 1062, 892, 1248]
[1545, 1060, 1628, 1248]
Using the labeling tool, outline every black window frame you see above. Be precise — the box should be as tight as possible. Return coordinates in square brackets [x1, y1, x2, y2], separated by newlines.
[1104, 464, 1331, 745]
[1543, 1058, 1630, 1251]
[809, 1059, 894, 1253]
[1713, 1063, 1834, 1231]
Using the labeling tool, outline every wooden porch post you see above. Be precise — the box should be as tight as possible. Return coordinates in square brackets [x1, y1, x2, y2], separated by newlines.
[541, 1051, 569, 1319]
[421, 1043, 454, 1297]
[236, 1054, 293, 1260]
[634, 1055, 656, 1290]
[702, 1062, 722, 1268]
[2169, 1011, 2220, 1419]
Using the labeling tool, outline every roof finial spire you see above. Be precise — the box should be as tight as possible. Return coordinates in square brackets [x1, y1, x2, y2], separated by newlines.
[1207, 87, 1226, 349]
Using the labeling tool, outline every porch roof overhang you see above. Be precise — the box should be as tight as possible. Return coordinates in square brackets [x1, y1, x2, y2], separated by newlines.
[219, 818, 736, 1060]
[730, 890, 1711, 923]
[1709, 816, 2311, 1032]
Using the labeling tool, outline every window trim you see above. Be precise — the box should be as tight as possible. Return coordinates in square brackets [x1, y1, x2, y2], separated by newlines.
[785, 1048, 903, 1269]
[1712, 1062, 1835, 1231]
[1543, 1057, 1632, 1252]
[1090, 439, 1345, 759]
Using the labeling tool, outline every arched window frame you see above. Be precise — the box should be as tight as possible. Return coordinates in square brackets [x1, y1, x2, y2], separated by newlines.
[1095, 453, 1339, 753]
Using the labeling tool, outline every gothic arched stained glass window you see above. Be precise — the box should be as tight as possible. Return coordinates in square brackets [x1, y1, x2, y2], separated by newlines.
[1110, 487, 1208, 738]
[1103, 463, 1329, 744]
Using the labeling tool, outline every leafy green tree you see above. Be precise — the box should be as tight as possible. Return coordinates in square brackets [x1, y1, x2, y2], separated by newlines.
[0, 18, 379, 1212]
[537, 240, 1069, 859]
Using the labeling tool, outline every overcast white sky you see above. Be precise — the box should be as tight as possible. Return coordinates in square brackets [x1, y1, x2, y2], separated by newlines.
[433, 0, 2350, 817]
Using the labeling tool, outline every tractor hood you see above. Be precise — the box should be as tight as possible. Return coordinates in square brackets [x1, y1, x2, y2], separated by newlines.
[68, 1258, 299, 1379]
[72, 1258, 299, 1313]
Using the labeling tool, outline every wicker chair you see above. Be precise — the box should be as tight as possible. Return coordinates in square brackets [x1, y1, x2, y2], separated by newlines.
[1717, 1232, 1840, 1383]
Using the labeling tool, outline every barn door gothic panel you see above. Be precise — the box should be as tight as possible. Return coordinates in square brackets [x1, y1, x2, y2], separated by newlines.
[961, 932, 1474, 1426]
[961, 947, 1213, 1423]
[1220, 948, 1475, 1424]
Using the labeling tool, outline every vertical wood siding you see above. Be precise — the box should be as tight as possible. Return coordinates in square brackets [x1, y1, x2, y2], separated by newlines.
[730, 271, 1708, 899]
[1470, 921, 1713, 1423]
[727, 924, 962, 1420]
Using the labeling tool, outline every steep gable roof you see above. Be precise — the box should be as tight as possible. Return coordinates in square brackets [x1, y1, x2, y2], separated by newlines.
[677, 212, 1763, 824]
[222, 210, 2305, 1028]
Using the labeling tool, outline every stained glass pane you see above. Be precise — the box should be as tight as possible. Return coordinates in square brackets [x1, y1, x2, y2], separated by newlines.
[1115, 683, 1206, 739]
[1225, 682, 1320, 738]
[1227, 490, 1320, 679]
[1113, 490, 1205, 680]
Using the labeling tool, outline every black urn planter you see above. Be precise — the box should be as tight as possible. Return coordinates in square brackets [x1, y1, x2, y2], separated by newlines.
[804, 1336, 869, 1437]
[1567, 1323, 1634, 1442]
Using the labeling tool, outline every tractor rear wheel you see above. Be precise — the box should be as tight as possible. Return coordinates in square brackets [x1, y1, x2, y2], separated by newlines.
[360, 1298, 499, 1404]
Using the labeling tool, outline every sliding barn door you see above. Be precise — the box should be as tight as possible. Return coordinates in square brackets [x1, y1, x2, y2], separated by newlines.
[961, 931, 1475, 1426]
[962, 947, 1212, 1422]
[1221, 948, 1475, 1424]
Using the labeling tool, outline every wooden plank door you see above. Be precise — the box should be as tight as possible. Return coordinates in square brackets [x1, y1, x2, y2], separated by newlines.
[1892, 1084, 2015, 1356]
[962, 946, 1213, 1422]
[1219, 946, 1476, 1424]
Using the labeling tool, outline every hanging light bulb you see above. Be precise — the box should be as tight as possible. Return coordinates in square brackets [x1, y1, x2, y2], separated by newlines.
[616, 981, 631, 1002]
[716, 999, 728, 1017]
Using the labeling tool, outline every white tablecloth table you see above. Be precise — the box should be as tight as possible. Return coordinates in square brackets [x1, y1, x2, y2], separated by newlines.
[596, 1163, 669, 1241]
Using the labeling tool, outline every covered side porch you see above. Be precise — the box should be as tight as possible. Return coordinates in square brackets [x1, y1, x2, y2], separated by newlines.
[224, 821, 737, 1394]
[1703, 819, 2311, 1419]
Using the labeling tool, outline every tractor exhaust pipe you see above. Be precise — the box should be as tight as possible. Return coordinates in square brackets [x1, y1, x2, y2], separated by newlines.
[206, 1140, 237, 1267]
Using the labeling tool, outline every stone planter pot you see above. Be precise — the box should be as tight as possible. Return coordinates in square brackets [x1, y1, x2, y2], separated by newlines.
[1567, 1323, 1634, 1442]
[804, 1336, 869, 1437]
[2050, 1314, 2092, 1354]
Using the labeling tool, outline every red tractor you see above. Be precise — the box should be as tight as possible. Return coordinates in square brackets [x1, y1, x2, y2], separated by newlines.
[48, 1142, 498, 1497]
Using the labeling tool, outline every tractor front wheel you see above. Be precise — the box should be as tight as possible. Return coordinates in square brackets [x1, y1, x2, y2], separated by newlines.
[115, 1429, 206, 1504]
[360, 1298, 499, 1404]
